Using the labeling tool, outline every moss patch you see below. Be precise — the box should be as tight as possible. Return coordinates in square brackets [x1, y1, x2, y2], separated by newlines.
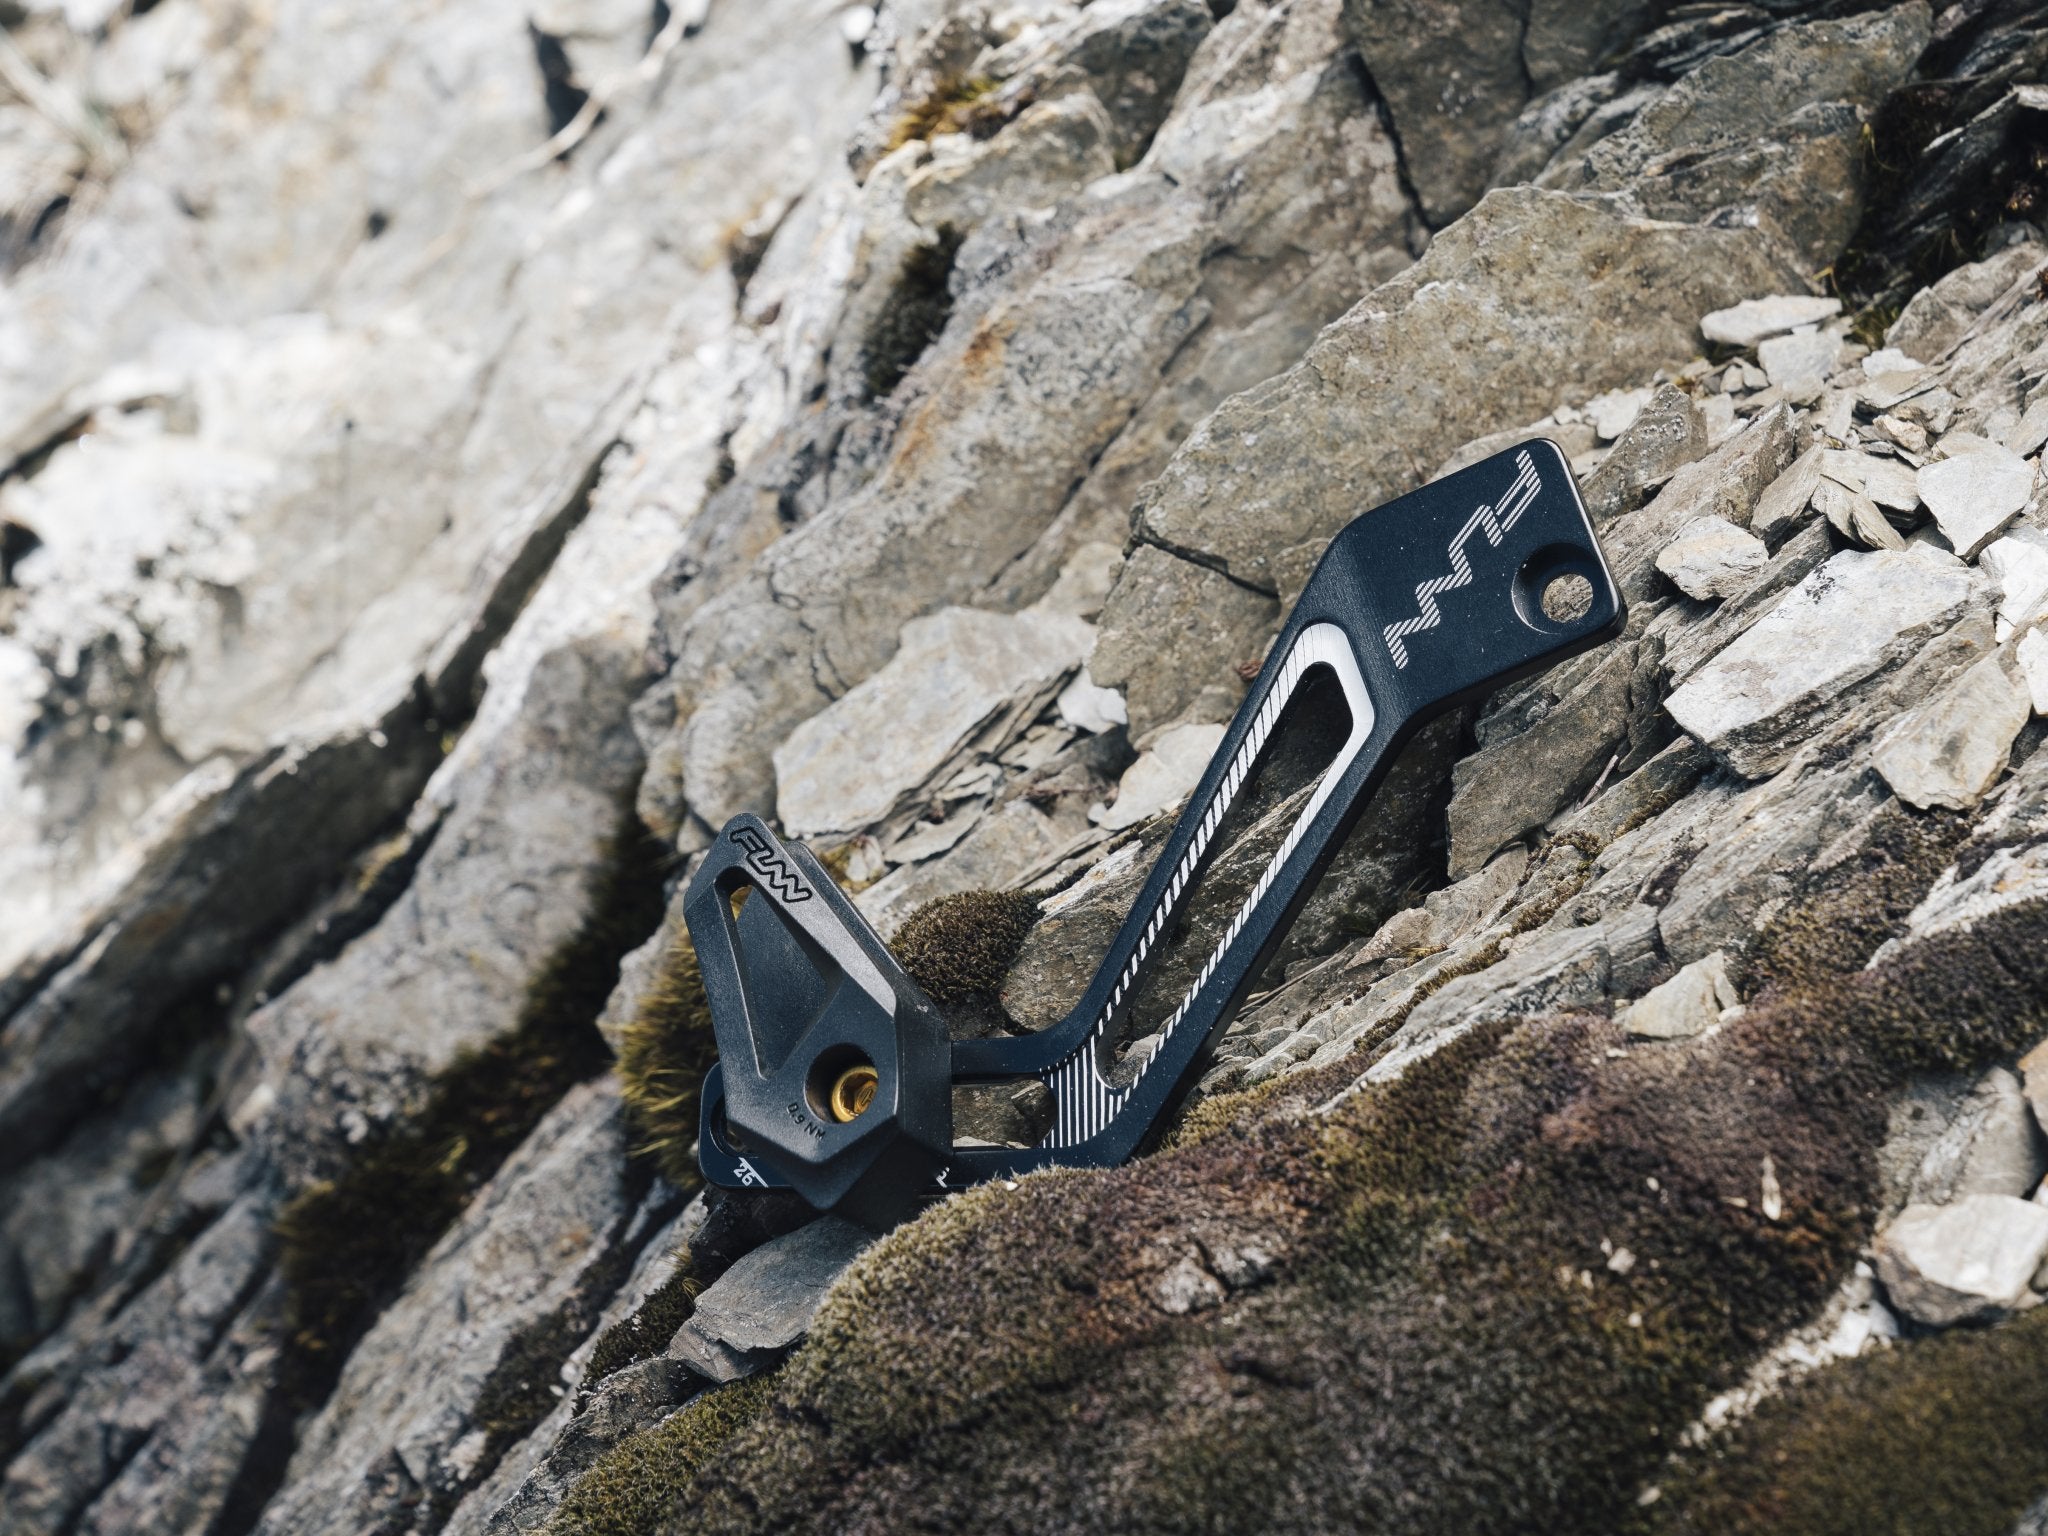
[1639, 1306, 2048, 1536]
[886, 74, 1008, 153]
[890, 887, 1040, 1008]
[545, 1373, 780, 1536]
[584, 1264, 700, 1393]
[861, 228, 965, 399]
[619, 804, 2048, 1534]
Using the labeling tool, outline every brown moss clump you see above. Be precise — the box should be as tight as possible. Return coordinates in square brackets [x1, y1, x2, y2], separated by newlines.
[544, 1373, 780, 1536]
[591, 793, 2048, 1535]
[1639, 1306, 2048, 1536]
[617, 933, 719, 1189]
[860, 227, 965, 399]
[885, 74, 1008, 153]
[888, 888, 1041, 1006]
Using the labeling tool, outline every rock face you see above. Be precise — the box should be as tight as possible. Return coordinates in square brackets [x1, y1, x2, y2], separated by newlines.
[19, 2, 2048, 1535]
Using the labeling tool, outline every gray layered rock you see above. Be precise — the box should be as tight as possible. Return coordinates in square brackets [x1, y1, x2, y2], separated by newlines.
[1622, 950, 1738, 1041]
[1665, 548, 1980, 778]
[7, 0, 2048, 1530]
[1094, 191, 1801, 734]
[1578, 385, 1708, 524]
[1656, 517, 1769, 601]
[669, 1218, 874, 1384]
[1701, 295, 1843, 349]
[251, 1083, 643, 1536]
[1541, 4, 1932, 265]
[774, 605, 1093, 838]
[648, 0, 1420, 832]
[1903, 1069, 2046, 1206]
[1872, 652, 2032, 811]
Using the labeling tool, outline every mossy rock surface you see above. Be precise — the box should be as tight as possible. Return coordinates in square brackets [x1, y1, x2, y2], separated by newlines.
[573, 808, 2048, 1536]
[1637, 1303, 2048, 1536]
[547, 1374, 781, 1536]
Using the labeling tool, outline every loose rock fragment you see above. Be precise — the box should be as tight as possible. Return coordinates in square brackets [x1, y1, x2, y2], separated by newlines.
[775, 606, 1094, 836]
[1820, 448, 1920, 511]
[1953, 1071, 2048, 1201]
[1699, 294, 1842, 348]
[1578, 384, 1709, 522]
[1917, 442, 2035, 558]
[1749, 444, 1826, 545]
[1982, 534, 2048, 631]
[1622, 950, 1739, 1040]
[1872, 652, 2031, 810]
[1873, 1196, 2048, 1327]
[1096, 722, 1224, 831]
[1056, 670, 1128, 734]
[1655, 515, 1768, 599]
[1665, 548, 1976, 777]
[1757, 327, 1842, 394]
[1813, 477, 1904, 550]
[669, 1218, 874, 1383]
[1588, 385, 1652, 441]
[2020, 627, 2048, 714]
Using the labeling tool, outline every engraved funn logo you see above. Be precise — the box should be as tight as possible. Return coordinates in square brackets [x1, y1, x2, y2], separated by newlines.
[1382, 450, 1543, 669]
[730, 825, 813, 903]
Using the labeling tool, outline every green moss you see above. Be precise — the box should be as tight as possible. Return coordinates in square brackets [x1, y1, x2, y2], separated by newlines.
[273, 809, 669, 1411]
[546, 1373, 780, 1536]
[1639, 1307, 2048, 1536]
[583, 1263, 700, 1392]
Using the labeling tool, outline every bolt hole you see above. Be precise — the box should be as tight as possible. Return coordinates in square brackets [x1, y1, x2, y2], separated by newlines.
[1540, 572, 1594, 624]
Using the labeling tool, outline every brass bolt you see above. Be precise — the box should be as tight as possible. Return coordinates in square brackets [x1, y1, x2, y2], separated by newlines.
[827, 1063, 879, 1123]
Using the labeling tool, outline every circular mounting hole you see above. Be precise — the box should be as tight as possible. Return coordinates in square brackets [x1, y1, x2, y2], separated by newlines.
[1540, 571, 1594, 624]
[812, 1055, 878, 1123]
[1512, 544, 1603, 632]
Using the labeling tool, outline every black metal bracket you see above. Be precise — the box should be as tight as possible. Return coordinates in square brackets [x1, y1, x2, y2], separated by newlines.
[687, 440, 1624, 1224]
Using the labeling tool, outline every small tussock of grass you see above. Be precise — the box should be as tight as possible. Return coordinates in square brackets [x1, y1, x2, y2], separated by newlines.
[618, 934, 719, 1189]
[543, 1373, 780, 1536]
[885, 74, 1007, 153]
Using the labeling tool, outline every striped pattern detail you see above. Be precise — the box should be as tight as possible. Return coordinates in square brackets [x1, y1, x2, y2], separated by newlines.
[1382, 450, 1542, 669]
[1042, 624, 1374, 1149]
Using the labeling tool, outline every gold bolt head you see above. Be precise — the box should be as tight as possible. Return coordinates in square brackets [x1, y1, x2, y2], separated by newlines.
[828, 1063, 879, 1123]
